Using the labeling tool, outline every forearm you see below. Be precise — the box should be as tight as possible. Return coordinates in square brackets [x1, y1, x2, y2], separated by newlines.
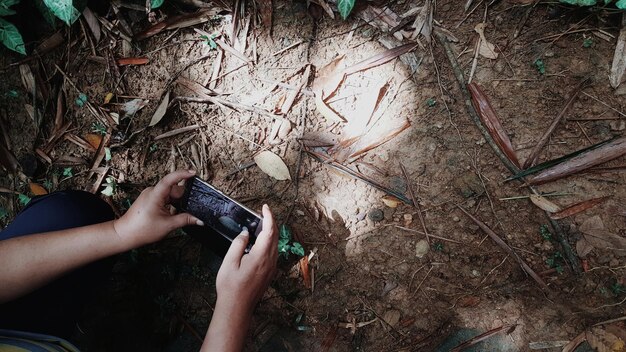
[0, 220, 131, 303]
[201, 297, 253, 352]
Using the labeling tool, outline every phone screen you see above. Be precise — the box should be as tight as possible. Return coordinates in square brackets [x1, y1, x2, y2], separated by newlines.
[180, 177, 262, 249]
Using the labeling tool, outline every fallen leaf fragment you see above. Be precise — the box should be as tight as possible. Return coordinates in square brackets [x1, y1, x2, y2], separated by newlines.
[382, 195, 401, 208]
[474, 23, 498, 59]
[550, 196, 610, 220]
[580, 215, 626, 257]
[587, 325, 626, 352]
[29, 183, 48, 195]
[530, 194, 561, 213]
[84, 134, 103, 149]
[116, 57, 149, 66]
[299, 255, 311, 289]
[610, 14, 626, 88]
[149, 91, 170, 127]
[576, 238, 594, 257]
[254, 150, 291, 181]
[315, 95, 345, 123]
[122, 98, 149, 118]
[103, 92, 113, 104]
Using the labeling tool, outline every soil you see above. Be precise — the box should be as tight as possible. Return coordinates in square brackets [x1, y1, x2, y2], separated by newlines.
[1, 1, 625, 351]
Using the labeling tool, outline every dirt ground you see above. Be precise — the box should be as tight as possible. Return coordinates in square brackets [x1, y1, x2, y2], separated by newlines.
[1, 0, 626, 351]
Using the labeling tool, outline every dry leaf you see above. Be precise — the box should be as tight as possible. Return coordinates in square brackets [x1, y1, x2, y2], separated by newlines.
[84, 134, 103, 149]
[457, 296, 481, 307]
[315, 94, 345, 123]
[474, 23, 498, 59]
[580, 215, 626, 257]
[610, 15, 626, 88]
[117, 57, 150, 66]
[82, 7, 101, 42]
[313, 55, 346, 99]
[103, 92, 113, 104]
[382, 195, 401, 208]
[29, 183, 48, 196]
[122, 98, 149, 118]
[149, 91, 170, 127]
[530, 194, 561, 213]
[587, 326, 626, 352]
[576, 238, 594, 257]
[410, 0, 433, 41]
[19, 64, 36, 96]
[299, 255, 311, 289]
[254, 150, 291, 181]
[468, 83, 520, 168]
[345, 119, 410, 162]
[550, 196, 610, 220]
[135, 8, 221, 40]
[528, 137, 626, 185]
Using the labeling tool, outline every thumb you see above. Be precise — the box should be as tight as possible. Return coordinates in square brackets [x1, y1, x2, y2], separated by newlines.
[224, 228, 249, 268]
[171, 213, 204, 230]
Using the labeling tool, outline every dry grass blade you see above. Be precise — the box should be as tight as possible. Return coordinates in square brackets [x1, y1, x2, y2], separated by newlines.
[523, 76, 588, 169]
[457, 206, 550, 292]
[410, 0, 433, 41]
[346, 120, 410, 162]
[530, 194, 561, 213]
[117, 57, 149, 66]
[344, 43, 418, 76]
[451, 324, 516, 352]
[88, 128, 112, 179]
[214, 37, 251, 64]
[54, 88, 64, 134]
[610, 14, 626, 88]
[527, 136, 626, 185]
[550, 196, 611, 220]
[177, 77, 214, 99]
[135, 8, 222, 40]
[561, 332, 586, 352]
[155, 124, 201, 141]
[313, 54, 346, 99]
[468, 82, 520, 168]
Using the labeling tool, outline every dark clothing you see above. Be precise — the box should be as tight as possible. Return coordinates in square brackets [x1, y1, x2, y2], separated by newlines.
[0, 191, 115, 339]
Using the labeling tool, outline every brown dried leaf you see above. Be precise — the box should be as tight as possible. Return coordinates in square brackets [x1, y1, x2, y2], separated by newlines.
[586, 326, 626, 352]
[33, 31, 64, 56]
[149, 91, 170, 127]
[610, 15, 626, 88]
[576, 238, 594, 257]
[313, 55, 346, 99]
[345, 119, 410, 161]
[299, 255, 311, 289]
[382, 195, 401, 208]
[82, 7, 101, 42]
[29, 183, 48, 196]
[474, 23, 498, 59]
[135, 8, 220, 40]
[315, 95, 345, 123]
[468, 83, 520, 168]
[84, 134, 103, 149]
[116, 57, 149, 66]
[410, 0, 433, 41]
[530, 194, 561, 213]
[580, 215, 626, 257]
[550, 196, 610, 220]
[19, 64, 35, 96]
[528, 137, 626, 185]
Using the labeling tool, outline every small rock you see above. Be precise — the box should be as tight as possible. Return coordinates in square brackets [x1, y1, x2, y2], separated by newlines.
[452, 216, 460, 222]
[610, 120, 625, 131]
[296, 210, 305, 216]
[544, 50, 555, 58]
[382, 281, 398, 296]
[610, 258, 620, 267]
[356, 210, 367, 222]
[403, 213, 413, 226]
[382, 310, 401, 329]
[415, 239, 430, 258]
[471, 269, 481, 277]
[368, 209, 384, 222]
[476, 137, 486, 146]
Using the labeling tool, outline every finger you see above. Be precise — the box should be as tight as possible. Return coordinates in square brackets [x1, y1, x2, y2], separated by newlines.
[250, 204, 277, 256]
[224, 228, 250, 268]
[153, 169, 196, 202]
[170, 212, 204, 230]
[169, 184, 186, 201]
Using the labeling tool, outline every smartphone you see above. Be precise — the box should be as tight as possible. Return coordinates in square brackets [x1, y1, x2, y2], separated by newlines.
[179, 176, 262, 254]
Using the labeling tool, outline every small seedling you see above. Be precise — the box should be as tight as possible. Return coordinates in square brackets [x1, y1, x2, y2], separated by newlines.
[91, 121, 107, 135]
[546, 251, 564, 274]
[433, 242, 444, 251]
[101, 176, 117, 197]
[151, 0, 164, 9]
[75, 93, 88, 107]
[149, 143, 158, 153]
[534, 59, 546, 75]
[5, 90, 18, 98]
[122, 197, 133, 210]
[200, 34, 218, 50]
[104, 147, 112, 162]
[540, 224, 552, 241]
[18, 193, 30, 206]
[62, 167, 73, 177]
[426, 98, 437, 107]
[611, 282, 625, 296]
[42, 179, 53, 191]
[278, 224, 305, 258]
[583, 38, 593, 48]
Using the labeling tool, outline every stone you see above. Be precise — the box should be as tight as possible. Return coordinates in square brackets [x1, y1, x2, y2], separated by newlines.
[382, 310, 401, 329]
[403, 213, 413, 226]
[368, 209, 384, 222]
[610, 120, 625, 131]
[415, 239, 430, 258]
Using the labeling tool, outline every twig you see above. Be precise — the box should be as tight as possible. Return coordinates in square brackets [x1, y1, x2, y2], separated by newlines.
[400, 163, 430, 243]
[480, 254, 509, 285]
[411, 265, 434, 298]
[394, 225, 462, 244]
[154, 124, 200, 141]
[581, 91, 626, 119]
[173, 96, 283, 122]
[450, 324, 516, 352]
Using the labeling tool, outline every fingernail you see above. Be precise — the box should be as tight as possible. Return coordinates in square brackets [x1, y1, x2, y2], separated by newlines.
[188, 169, 196, 174]
[196, 219, 204, 226]
[241, 226, 249, 236]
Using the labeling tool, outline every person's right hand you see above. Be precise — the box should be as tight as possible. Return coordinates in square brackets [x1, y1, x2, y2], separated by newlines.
[215, 204, 278, 316]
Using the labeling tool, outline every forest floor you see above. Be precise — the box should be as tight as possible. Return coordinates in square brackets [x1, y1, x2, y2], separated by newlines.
[1, 0, 626, 351]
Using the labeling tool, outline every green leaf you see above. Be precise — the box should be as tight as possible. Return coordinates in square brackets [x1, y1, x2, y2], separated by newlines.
[337, 0, 355, 20]
[43, 0, 80, 26]
[75, 92, 87, 107]
[617, 0, 626, 8]
[279, 224, 292, 241]
[559, 0, 597, 5]
[533, 58, 545, 75]
[151, 0, 164, 9]
[104, 147, 111, 161]
[62, 167, 73, 177]
[0, 18, 25, 55]
[290, 242, 305, 257]
[35, 0, 57, 27]
[0, 0, 19, 16]
[18, 193, 30, 206]
[278, 238, 290, 254]
[101, 185, 114, 196]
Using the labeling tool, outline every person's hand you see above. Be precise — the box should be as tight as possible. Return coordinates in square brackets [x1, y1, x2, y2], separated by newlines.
[215, 204, 278, 316]
[113, 169, 203, 248]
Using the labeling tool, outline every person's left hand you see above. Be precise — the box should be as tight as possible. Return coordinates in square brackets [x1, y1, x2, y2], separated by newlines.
[113, 169, 203, 248]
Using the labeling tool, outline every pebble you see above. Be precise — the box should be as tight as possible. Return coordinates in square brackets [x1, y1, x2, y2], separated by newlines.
[356, 210, 367, 222]
[471, 269, 481, 277]
[403, 213, 413, 226]
[610, 120, 626, 131]
[415, 239, 430, 258]
[368, 209, 384, 222]
[452, 216, 460, 222]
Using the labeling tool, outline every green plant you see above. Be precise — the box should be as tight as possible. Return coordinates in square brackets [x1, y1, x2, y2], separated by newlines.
[151, 0, 164, 9]
[611, 282, 626, 296]
[560, 0, 626, 8]
[62, 167, 73, 177]
[75, 92, 88, 107]
[337, 0, 355, 19]
[278, 224, 305, 258]
[534, 59, 545, 75]
[200, 34, 217, 49]
[540, 224, 552, 241]
[104, 147, 112, 162]
[101, 176, 117, 196]
[433, 242, 444, 251]
[426, 98, 437, 107]
[0, 0, 25, 55]
[583, 38, 593, 48]
[42, 178, 53, 191]
[17, 193, 30, 206]
[91, 121, 107, 135]
[149, 143, 158, 153]
[546, 251, 564, 274]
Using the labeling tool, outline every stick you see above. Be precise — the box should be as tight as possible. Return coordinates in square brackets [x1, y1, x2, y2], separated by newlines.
[400, 163, 430, 243]
[154, 124, 200, 141]
[172, 96, 284, 122]
[523, 76, 589, 169]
